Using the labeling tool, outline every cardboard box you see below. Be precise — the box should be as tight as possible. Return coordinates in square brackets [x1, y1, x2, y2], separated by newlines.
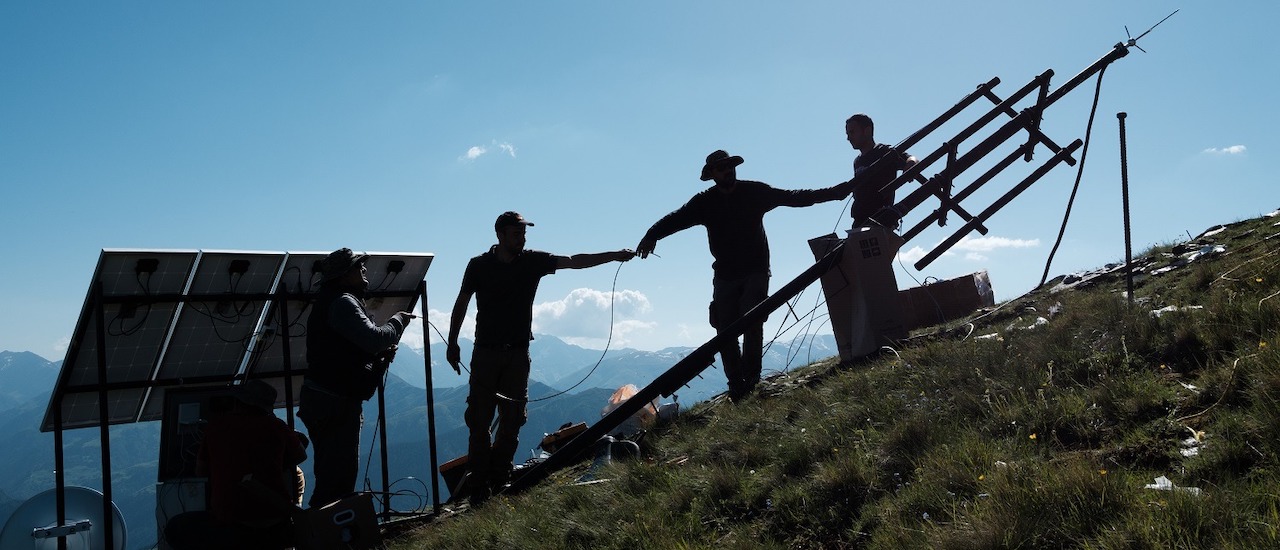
[810, 228, 907, 362]
[898, 271, 995, 331]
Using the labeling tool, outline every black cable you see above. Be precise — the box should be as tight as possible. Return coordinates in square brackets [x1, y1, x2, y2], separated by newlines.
[108, 271, 154, 337]
[1038, 65, 1107, 287]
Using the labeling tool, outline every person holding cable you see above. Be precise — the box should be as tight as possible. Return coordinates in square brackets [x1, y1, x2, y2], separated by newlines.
[297, 247, 415, 508]
[447, 211, 634, 506]
[635, 149, 856, 403]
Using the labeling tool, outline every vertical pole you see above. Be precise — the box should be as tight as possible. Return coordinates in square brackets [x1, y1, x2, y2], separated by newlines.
[377, 382, 390, 522]
[419, 281, 441, 515]
[54, 391, 67, 550]
[278, 288, 295, 428]
[1118, 112, 1134, 305]
[93, 281, 115, 549]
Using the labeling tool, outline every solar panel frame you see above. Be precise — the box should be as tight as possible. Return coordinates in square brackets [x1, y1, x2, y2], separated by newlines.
[43, 249, 434, 432]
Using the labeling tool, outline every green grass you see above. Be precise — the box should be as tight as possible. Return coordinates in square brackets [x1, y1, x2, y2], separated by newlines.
[390, 214, 1280, 549]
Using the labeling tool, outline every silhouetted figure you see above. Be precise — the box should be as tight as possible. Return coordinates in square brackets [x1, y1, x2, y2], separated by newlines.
[636, 150, 855, 402]
[164, 380, 306, 550]
[845, 113, 918, 228]
[298, 247, 413, 507]
[447, 211, 634, 506]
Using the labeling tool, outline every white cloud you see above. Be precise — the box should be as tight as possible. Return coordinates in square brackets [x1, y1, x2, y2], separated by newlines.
[53, 335, 71, 355]
[897, 235, 1036, 264]
[459, 141, 517, 162]
[418, 307, 473, 348]
[532, 288, 655, 346]
[418, 288, 654, 350]
[953, 235, 1039, 253]
[1202, 145, 1246, 155]
[897, 246, 929, 263]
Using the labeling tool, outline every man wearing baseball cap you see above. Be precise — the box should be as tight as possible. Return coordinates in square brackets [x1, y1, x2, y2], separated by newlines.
[446, 211, 634, 506]
[298, 247, 415, 507]
[636, 150, 855, 403]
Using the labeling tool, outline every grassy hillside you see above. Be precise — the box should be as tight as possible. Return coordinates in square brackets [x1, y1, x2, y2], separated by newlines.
[389, 212, 1280, 549]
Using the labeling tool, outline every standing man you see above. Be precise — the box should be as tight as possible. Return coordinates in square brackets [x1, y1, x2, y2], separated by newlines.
[845, 113, 917, 228]
[298, 248, 415, 507]
[635, 150, 855, 403]
[446, 211, 634, 506]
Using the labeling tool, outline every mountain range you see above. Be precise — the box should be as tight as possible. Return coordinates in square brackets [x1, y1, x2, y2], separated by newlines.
[0, 332, 836, 549]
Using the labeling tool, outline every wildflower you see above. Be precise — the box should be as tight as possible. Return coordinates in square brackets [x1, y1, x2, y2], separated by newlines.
[978, 474, 985, 481]
[1261, 341, 1269, 349]
[1029, 433, 1037, 441]
[1099, 469, 1108, 476]
[1257, 277, 1264, 283]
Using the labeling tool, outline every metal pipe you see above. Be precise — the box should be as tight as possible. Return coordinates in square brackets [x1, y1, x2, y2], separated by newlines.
[54, 385, 67, 550]
[915, 139, 1084, 269]
[419, 281, 442, 515]
[1118, 112, 1134, 304]
[902, 143, 1032, 242]
[93, 281, 115, 549]
[278, 288, 296, 428]
[377, 381, 390, 522]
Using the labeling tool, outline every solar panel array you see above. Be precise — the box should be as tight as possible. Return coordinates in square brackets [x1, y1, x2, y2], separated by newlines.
[42, 249, 433, 432]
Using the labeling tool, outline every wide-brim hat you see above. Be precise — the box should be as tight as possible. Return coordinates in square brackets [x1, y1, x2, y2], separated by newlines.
[700, 149, 744, 181]
[236, 379, 277, 412]
[495, 211, 535, 232]
[319, 247, 368, 282]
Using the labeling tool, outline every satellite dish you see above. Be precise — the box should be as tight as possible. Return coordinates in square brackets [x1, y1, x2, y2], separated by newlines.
[0, 486, 127, 550]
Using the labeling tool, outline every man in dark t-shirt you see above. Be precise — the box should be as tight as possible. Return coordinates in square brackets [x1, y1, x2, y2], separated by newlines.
[846, 113, 917, 228]
[446, 211, 634, 506]
[636, 150, 856, 402]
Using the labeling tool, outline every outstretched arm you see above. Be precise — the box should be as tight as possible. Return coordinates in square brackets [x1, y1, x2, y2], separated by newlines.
[637, 201, 701, 259]
[555, 249, 635, 270]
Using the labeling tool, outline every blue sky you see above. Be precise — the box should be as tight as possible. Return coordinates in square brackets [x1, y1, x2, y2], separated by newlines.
[2, 2, 1273, 361]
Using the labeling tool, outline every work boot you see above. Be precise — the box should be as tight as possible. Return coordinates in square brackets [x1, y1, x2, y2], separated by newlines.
[468, 484, 491, 508]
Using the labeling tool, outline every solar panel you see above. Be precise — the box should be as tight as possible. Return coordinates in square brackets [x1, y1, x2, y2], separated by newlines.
[44, 250, 198, 431]
[136, 251, 287, 422]
[360, 252, 434, 324]
[42, 249, 434, 432]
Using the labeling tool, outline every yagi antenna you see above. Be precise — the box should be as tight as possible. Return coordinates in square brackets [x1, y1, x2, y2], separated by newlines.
[1125, 9, 1179, 53]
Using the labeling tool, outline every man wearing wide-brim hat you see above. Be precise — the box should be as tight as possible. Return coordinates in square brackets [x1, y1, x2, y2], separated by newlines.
[297, 247, 415, 508]
[636, 149, 856, 402]
[446, 211, 635, 506]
